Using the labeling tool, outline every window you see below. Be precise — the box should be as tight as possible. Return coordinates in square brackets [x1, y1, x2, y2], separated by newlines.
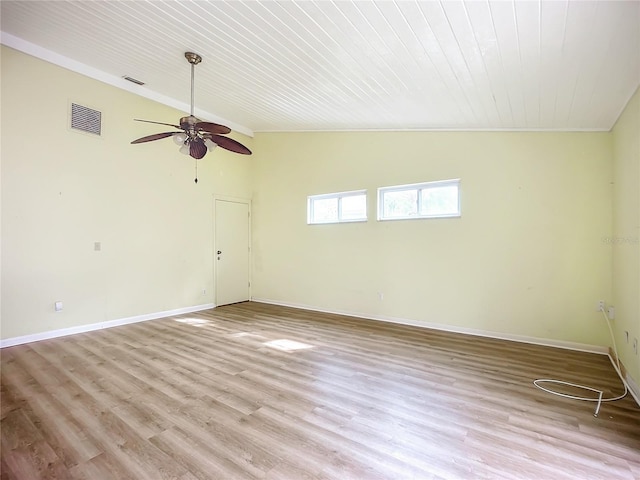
[378, 179, 460, 220]
[307, 190, 367, 224]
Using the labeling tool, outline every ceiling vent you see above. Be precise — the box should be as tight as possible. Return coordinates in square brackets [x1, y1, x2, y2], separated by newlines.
[123, 76, 145, 86]
[71, 103, 102, 136]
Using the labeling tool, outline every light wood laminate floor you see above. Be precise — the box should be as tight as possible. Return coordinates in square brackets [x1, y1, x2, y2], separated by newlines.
[1, 302, 639, 479]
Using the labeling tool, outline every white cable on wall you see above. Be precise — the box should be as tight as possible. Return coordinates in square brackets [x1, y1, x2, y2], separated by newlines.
[533, 306, 629, 417]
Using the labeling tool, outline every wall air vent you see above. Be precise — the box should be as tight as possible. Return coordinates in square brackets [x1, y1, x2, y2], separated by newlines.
[71, 103, 102, 136]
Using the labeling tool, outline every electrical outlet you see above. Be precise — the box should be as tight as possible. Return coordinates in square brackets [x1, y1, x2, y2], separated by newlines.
[607, 306, 615, 320]
[597, 300, 605, 311]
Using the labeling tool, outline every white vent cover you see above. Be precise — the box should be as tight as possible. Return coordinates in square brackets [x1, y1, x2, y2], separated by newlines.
[71, 103, 101, 135]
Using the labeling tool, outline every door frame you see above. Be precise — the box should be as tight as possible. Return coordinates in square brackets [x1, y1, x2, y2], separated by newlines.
[213, 195, 252, 307]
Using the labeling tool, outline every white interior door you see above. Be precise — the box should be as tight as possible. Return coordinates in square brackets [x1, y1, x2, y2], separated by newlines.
[215, 199, 250, 306]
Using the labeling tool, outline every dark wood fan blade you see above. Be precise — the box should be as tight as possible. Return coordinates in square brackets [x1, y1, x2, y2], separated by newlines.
[131, 132, 176, 144]
[207, 134, 252, 155]
[190, 138, 207, 159]
[134, 119, 182, 129]
[195, 122, 231, 135]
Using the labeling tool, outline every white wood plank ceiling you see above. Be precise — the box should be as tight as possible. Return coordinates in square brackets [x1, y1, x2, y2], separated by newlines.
[2, 1, 639, 135]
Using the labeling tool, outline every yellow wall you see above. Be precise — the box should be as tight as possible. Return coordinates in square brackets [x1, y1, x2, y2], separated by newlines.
[612, 87, 640, 383]
[1, 46, 253, 339]
[251, 130, 613, 347]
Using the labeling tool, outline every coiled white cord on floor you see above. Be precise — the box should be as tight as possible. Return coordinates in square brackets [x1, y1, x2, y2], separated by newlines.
[533, 306, 629, 417]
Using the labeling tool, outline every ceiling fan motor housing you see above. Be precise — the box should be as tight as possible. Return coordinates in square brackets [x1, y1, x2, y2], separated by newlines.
[180, 115, 200, 131]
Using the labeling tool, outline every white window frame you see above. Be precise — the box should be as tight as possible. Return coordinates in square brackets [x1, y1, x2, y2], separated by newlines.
[307, 190, 367, 224]
[377, 179, 461, 221]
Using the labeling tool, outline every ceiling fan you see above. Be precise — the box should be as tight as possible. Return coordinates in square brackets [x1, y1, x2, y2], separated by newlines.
[131, 51, 252, 160]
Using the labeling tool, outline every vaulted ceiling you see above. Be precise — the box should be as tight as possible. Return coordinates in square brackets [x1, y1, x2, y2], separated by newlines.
[2, 1, 639, 136]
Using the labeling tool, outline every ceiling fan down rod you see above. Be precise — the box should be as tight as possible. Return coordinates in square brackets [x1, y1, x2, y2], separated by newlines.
[190, 61, 195, 117]
[184, 52, 202, 118]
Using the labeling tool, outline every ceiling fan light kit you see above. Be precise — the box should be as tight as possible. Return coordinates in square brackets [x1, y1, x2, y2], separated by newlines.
[131, 51, 251, 181]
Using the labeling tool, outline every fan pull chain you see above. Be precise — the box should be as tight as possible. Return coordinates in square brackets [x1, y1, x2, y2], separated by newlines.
[194, 159, 198, 183]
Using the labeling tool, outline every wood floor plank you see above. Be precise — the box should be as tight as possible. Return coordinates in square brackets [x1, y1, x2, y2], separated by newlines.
[2, 301, 640, 479]
[149, 426, 265, 480]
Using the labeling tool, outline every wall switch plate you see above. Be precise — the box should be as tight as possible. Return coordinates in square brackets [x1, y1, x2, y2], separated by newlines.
[607, 306, 615, 320]
[55, 301, 63, 312]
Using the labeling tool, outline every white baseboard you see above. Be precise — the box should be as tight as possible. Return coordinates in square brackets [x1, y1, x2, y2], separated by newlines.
[251, 297, 609, 355]
[606, 348, 640, 407]
[623, 371, 640, 406]
[0, 303, 216, 348]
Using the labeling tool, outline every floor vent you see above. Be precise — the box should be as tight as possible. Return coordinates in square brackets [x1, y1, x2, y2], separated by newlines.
[71, 103, 102, 136]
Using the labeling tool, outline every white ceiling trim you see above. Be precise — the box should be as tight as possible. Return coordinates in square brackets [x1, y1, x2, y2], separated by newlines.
[0, 31, 254, 137]
[255, 126, 612, 134]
